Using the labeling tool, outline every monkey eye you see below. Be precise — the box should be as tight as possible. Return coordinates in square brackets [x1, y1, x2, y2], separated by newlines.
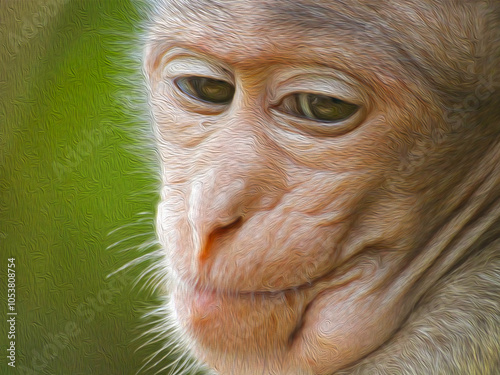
[278, 93, 358, 123]
[175, 76, 235, 105]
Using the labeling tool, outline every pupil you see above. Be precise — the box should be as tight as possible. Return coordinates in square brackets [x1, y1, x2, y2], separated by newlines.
[192, 77, 233, 104]
[310, 96, 341, 119]
[305, 94, 357, 121]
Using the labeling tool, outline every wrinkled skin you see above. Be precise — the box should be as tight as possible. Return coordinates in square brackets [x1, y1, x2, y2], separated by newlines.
[144, 1, 500, 374]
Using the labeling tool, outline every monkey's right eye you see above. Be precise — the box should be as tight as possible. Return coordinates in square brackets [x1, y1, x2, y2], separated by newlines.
[175, 77, 235, 105]
[278, 93, 359, 123]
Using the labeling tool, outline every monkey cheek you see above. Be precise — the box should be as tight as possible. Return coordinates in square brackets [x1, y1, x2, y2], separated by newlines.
[290, 289, 398, 375]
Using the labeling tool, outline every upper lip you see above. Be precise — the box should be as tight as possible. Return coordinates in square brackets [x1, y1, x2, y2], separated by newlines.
[181, 270, 333, 299]
[173, 238, 360, 298]
[177, 258, 361, 300]
[179, 278, 308, 299]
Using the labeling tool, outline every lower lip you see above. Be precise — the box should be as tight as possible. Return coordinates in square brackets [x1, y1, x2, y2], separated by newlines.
[188, 287, 222, 313]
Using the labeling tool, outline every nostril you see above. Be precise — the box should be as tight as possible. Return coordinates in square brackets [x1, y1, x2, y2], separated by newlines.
[222, 216, 243, 232]
[200, 217, 244, 262]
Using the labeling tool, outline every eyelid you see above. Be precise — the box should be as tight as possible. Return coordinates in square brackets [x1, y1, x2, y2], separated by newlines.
[162, 49, 233, 83]
[272, 78, 360, 107]
[269, 68, 365, 106]
[270, 104, 367, 137]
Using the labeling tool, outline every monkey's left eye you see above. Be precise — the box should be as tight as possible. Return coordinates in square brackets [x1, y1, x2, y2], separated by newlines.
[175, 76, 235, 104]
[278, 93, 359, 123]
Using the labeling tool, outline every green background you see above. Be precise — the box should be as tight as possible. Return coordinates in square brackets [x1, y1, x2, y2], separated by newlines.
[0, 1, 186, 374]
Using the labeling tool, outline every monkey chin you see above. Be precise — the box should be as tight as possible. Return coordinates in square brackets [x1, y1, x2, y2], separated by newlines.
[169, 273, 399, 375]
[171, 281, 309, 375]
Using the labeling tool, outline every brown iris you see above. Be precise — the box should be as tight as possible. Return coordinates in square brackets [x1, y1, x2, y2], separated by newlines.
[280, 93, 358, 122]
[175, 76, 235, 104]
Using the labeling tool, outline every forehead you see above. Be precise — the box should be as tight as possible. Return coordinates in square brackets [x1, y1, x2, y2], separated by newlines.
[151, 1, 387, 76]
[148, 0, 475, 93]
[151, 0, 389, 55]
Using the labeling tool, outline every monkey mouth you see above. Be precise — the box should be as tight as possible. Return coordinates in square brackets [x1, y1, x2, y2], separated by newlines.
[173, 260, 363, 356]
[184, 280, 304, 301]
[178, 260, 358, 303]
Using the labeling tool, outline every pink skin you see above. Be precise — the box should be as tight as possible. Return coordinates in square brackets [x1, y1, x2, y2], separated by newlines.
[145, 1, 496, 374]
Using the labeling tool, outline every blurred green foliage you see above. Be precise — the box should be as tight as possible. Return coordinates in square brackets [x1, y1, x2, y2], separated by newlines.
[0, 1, 171, 374]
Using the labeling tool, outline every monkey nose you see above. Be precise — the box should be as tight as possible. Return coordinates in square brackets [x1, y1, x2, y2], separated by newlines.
[199, 216, 244, 263]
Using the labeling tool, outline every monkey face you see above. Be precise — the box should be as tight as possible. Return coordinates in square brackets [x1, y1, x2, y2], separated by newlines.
[144, 1, 498, 374]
